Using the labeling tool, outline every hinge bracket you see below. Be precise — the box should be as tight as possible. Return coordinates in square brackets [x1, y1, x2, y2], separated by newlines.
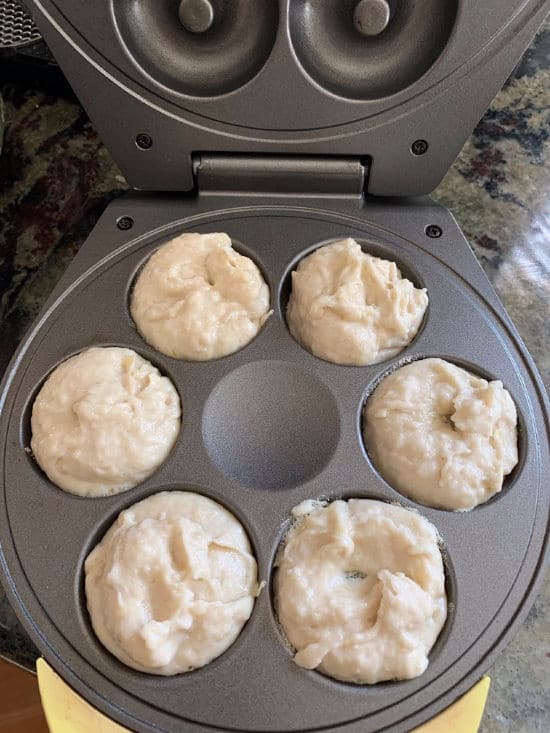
[193, 154, 368, 198]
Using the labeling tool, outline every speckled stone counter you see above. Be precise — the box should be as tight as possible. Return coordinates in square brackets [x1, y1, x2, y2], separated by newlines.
[1, 21, 549, 733]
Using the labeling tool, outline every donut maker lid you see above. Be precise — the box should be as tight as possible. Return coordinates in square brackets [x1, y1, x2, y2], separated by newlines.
[20, 0, 550, 196]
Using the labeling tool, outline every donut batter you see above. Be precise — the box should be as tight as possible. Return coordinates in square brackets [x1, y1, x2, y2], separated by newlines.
[364, 358, 518, 510]
[287, 238, 428, 365]
[131, 232, 271, 360]
[31, 347, 180, 497]
[85, 491, 259, 674]
[275, 499, 447, 684]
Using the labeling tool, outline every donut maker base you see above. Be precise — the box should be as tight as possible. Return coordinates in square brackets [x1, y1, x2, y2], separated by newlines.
[0, 190, 548, 733]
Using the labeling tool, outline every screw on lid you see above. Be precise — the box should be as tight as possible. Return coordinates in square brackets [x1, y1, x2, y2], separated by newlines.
[178, 0, 215, 34]
[353, 0, 391, 37]
[425, 224, 443, 238]
[116, 216, 134, 231]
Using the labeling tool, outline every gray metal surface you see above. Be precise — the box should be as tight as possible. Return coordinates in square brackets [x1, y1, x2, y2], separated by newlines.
[194, 154, 367, 196]
[0, 193, 548, 732]
[21, 0, 549, 195]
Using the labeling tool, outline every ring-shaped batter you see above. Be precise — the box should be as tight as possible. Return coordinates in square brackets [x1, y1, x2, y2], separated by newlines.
[131, 232, 271, 361]
[275, 499, 447, 684]
[364, 358, 518, 510]
[286, 239, 428, 366]
[31, 347, 181, 497]
[85, 491, 260, 674]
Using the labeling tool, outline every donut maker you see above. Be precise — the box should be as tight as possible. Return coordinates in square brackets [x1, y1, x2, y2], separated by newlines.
[1, 1, 550, 731]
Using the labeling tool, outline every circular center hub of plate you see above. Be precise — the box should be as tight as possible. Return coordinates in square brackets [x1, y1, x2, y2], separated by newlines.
[202, 361, 340, 490]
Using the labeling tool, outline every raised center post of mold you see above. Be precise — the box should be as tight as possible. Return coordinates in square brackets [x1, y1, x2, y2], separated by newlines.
[354, 0, 391, 37]
[178, 0, 214, 34]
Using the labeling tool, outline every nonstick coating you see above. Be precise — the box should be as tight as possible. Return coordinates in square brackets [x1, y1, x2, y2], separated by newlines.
[0, 196, 548, 733]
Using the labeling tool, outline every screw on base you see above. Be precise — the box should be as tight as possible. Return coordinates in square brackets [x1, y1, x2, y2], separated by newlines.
[117, 216, 134, 231]
[411, 139, 429, 156]
[135, 133, 153, 150]
[425, 225, 443, 239]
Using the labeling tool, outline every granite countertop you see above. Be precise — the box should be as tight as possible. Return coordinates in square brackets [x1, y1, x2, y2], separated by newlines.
[0, 21, 549, 733]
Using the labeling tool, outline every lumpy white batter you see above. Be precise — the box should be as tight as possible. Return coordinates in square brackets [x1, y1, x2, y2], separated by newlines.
[286, 238, 428, 366]
[85, 491, 259, 675]
[31, 347, 180, 497]
[131, 232, 271, 360]
[364, 358, 518, 510]
[275, 499, 447, 684]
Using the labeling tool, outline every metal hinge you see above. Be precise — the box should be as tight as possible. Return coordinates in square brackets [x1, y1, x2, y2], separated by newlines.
[192, 154, 369, 198]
